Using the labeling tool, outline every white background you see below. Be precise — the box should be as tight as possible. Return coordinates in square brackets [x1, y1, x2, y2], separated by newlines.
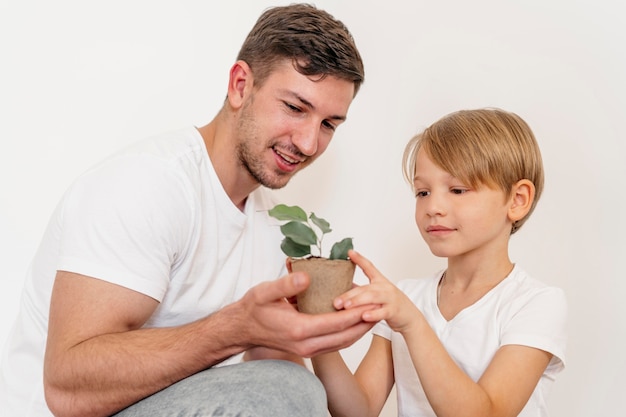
[1, 1, 624, 415]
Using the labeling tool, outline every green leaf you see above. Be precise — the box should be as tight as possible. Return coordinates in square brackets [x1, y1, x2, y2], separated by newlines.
[281, 237, 311, 258]
[280, 221, 317, 246]
[329, 237, 353, 260]
[268, 204, 308, 222]
[310, 212, 332, 234]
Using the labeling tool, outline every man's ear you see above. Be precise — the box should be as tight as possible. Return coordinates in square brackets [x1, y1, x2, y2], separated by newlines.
[508, 179, 535, 223]
[227, 60, 253, 109]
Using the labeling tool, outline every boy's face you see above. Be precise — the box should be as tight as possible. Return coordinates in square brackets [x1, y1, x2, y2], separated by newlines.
[412, 148, 513, 259]
[235, 60, 355, 190]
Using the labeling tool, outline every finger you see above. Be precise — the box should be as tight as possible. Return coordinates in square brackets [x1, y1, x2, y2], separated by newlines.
[253, 272, 310, 304]
[333, 285, 366, 309]
[338, 287, 382, 310]
[361, 305, 387, 322]
[308, 305, 375, 334]
[348, 250, 383, 282]
[302, 321, 376, 357]
[289, 306, 376, 357]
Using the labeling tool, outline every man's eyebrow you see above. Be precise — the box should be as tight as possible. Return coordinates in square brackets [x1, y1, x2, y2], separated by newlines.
[283, 90, 347, 122]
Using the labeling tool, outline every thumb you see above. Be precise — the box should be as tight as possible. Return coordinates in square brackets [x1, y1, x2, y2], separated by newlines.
[285, 271, 310, 295]
[254, 272, 310, 303]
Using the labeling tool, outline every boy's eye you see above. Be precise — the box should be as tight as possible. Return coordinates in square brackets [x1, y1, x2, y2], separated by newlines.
[451, 188, 468, 195]
[415, 190, 429, 198]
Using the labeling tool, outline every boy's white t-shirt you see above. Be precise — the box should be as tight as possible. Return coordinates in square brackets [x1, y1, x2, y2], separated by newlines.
[0, 127, 287, 416]
[373, 265, 567, 417]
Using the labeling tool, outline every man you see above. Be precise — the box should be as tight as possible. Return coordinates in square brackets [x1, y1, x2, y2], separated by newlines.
[0, 4, 372, 416]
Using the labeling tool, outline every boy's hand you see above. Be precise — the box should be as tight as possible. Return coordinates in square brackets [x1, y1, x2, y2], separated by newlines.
[334, 250, 420, 335]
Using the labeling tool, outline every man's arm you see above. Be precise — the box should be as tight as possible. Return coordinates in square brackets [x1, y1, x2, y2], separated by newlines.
[44, 270, 374, 417]
[43, 271, 245, 417]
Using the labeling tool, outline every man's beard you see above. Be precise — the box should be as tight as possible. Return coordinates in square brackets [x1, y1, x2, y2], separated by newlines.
[236, 101, 294, 190]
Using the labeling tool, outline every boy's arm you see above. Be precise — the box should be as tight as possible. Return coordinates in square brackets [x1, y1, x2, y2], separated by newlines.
[402, 316, 552, 417]
[311, 335, 394, 417]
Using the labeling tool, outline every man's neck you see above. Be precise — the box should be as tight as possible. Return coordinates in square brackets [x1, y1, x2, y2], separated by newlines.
[197, 119, 259, 211]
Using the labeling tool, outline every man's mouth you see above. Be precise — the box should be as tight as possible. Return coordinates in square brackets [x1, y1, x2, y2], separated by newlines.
[273, 146, 303, 165]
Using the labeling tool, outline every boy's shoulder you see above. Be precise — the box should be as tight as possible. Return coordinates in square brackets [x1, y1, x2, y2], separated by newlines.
[499, 266, 567, 312]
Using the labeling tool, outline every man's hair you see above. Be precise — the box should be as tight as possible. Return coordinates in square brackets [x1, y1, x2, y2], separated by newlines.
[237, 3, 364, 96]
[402, 108, 545, 234]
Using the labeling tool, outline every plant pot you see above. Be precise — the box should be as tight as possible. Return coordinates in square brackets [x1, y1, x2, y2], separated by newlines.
[290, 257, 355, 314]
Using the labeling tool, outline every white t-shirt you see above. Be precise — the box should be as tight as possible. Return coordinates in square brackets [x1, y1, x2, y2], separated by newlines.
[0, 127, 287, 416]
[373, 265, 567, 417]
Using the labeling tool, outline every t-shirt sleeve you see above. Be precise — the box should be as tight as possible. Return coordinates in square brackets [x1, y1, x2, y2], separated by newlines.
[57, 154, 195, 301]
[501, 286, 568, 372]
[372, 319, 392, 340]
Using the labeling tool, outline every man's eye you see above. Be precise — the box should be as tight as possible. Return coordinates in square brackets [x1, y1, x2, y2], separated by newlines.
[285, 102, 301, 112]
[322, 120, 336, 131]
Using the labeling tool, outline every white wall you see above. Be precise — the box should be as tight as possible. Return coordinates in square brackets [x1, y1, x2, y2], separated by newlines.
[1, 1, 624, 415]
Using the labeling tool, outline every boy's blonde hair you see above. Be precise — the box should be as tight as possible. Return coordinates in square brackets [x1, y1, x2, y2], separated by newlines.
[402, 108, 544, 234]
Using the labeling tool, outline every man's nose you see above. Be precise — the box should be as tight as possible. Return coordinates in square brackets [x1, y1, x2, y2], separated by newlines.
[292, 122, 320, 156]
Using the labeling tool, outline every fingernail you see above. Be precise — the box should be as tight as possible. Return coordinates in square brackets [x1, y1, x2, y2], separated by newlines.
[293, 273, 305, 287]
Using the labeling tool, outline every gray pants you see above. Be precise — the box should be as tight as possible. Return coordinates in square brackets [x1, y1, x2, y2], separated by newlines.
[112, 360, 328, 417]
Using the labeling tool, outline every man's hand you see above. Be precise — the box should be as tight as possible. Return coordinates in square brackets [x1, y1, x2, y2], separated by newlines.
[235, 271, 376, 358]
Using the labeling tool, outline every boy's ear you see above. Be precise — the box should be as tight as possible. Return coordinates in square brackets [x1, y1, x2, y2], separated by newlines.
[508, 179, 535, 222]
[227, 60, 253, 109]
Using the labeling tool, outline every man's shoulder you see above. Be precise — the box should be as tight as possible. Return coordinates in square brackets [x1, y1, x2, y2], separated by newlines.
[80, 127, 207, 185]
[120, 126, 205, 161]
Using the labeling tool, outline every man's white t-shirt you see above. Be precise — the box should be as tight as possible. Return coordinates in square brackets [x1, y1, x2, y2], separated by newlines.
[373, 265, 567, 417]
[0, 127, 287, 416]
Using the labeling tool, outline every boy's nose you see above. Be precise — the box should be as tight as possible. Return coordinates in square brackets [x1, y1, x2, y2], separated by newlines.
[425, 194, 446, 217]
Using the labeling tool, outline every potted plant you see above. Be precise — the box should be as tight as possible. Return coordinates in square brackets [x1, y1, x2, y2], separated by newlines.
[268, 204, 355, 314]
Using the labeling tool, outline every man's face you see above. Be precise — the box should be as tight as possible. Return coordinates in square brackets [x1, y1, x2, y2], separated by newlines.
[235, 61, 355, 189]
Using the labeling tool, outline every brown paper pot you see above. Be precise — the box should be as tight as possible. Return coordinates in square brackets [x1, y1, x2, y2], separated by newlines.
[290, 257, 355, 314]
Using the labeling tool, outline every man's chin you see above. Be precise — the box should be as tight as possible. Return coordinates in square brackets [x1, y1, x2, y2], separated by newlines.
[258, 172, 296, 190]
[262, 178, 292, 190]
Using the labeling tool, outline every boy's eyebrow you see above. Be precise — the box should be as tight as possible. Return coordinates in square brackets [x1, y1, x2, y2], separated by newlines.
[413, 173, 459, 182]
[283, 90, 347, 122]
